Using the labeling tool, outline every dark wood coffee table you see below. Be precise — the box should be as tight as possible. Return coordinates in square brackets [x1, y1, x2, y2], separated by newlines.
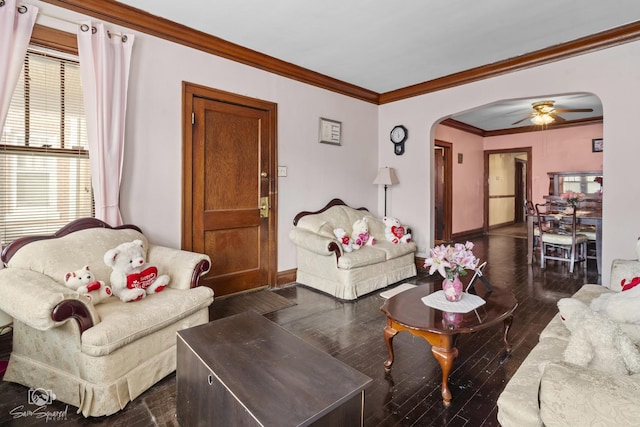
[380, 283, 517, 406]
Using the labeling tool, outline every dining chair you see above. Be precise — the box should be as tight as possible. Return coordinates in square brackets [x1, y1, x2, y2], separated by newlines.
[534, 203, 588, 273]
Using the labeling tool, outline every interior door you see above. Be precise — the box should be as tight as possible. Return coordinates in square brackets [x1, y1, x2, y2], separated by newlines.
[514, 159, 526, 222]
[434, 141, 452, 243]
[182, 84, 277, 297]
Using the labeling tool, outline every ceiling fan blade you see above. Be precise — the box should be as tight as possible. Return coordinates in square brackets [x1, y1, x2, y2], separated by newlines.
[553, 108, 594, 113]
[512, 116, 532, 125]
[550, 113, 566, 123]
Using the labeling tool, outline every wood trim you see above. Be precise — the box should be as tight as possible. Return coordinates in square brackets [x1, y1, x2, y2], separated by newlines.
[181, 83, 279, 288]
[434, 141, 453, 242]
[39, 0, 379, 104]
[40, 1, 640, 105]
[450, 227, 485, 242]
[484, 116, 604, 137]
[441, 116, 604, 137]
[1, 218, 141, 263]
[379, 21, 640, 104]
[31, 24, 78, 53]
[440, 119, 485, 137]
[276, 269, 297, 287]
[488, 221, 516, 230]
[489, 194, 516, 199]
[293, 198, 369, 226]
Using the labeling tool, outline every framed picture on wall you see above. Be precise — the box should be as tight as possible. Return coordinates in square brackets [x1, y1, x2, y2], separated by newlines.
[592, 138, 603, 152]
[319, 117, 342, 145]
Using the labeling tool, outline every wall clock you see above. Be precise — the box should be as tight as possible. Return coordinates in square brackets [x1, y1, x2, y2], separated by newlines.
[390, 125, 407, 155]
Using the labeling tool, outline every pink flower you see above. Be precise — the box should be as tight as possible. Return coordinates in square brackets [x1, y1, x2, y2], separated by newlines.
[561, 191, 584, 205]
[423, 241, 479, 280]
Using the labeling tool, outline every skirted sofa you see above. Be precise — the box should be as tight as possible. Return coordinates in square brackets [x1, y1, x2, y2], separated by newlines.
[289, 199, 417, 300]
[0, 218, 213, 417]
[497, 243, 640, 426]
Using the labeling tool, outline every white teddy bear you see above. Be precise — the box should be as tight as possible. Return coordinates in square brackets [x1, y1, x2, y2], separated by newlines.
[558, 297, 640, 375]
[383, 216, 412, 244]
[64, 265, 112, 305]
[103, 239, 170, 302]
[333, 228, 353, 253]
[351, 217, 375, 250]
[590, 280, 640, 324]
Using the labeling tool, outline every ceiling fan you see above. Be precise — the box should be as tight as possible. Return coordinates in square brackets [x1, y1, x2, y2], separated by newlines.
[512, 100, 594, 126]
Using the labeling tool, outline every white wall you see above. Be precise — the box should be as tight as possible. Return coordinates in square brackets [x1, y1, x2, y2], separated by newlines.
[379, 42, 640, 284]
[34, 2, 378, 272]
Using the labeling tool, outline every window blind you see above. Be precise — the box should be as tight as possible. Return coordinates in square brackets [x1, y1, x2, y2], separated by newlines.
[1, 49, 93, 247]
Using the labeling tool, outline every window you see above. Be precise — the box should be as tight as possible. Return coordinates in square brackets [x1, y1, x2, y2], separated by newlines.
[1, 47, 93, 246]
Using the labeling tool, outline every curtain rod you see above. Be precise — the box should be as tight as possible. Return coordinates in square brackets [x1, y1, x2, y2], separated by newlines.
[33, 8, 127, 40]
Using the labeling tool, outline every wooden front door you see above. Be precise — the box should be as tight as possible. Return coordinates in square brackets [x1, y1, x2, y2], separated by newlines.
[182, 83, 277, 297]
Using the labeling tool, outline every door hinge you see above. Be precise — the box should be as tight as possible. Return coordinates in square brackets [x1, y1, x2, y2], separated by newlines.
[191, 112, 195, 125]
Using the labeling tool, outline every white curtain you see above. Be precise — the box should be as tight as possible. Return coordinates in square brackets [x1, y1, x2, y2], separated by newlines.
[78, 22, 134, 226]
[0, 0, 38, 131]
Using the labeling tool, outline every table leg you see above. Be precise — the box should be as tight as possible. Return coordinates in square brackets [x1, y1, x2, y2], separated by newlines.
[431, 345, 458, 406]
[502, 315, 514, 352]
[383, 322, 397, 372]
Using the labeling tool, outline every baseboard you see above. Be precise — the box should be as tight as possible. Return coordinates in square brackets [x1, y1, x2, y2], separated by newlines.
[451, 227, 484, 241]
[277, 269, 297, 287]
[488, 221, 516, 230]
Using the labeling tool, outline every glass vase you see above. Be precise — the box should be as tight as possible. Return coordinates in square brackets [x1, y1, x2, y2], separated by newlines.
[442, 275, 463, 302]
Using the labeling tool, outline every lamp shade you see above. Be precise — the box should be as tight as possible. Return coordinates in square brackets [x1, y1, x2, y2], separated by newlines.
[373, 167, 399, 186]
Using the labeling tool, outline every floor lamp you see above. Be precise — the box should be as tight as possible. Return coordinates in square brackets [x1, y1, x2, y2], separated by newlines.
[373, 167, 399, 216]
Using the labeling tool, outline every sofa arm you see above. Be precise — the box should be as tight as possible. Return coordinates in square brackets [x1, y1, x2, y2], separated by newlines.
[540, 361, 640, 426]
[289, 228, 341, 261]
[0, 268, 98, 331]
[146, 244, 211, 290]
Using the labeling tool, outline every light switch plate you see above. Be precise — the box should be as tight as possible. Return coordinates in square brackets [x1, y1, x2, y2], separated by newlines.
[277, 166, 287, 177]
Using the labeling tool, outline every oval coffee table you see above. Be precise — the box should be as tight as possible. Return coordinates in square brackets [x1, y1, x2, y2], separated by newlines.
[380, 283, 518, 406]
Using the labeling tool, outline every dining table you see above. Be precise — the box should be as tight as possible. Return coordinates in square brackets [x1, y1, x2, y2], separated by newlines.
[527, 208, 602, 274]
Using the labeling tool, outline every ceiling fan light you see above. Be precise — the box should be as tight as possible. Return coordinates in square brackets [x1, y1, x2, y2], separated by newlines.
[531, 113, 554, 126]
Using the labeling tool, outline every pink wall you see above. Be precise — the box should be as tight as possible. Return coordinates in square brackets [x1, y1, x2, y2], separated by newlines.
[483, 123, 603, 207]
[434, 125, 484, 233]
[435, 123, 603, 235]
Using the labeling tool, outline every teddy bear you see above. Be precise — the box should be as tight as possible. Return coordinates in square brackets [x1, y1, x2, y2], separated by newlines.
[383, 216, 412, 244]
[103, 239, 170, 302]
[333, 228, 353, 253]
[558, 297, 640, 375]
[351, 217, 375, 250]
[64, 265, 112, 305]
[590, 281, 640, 324]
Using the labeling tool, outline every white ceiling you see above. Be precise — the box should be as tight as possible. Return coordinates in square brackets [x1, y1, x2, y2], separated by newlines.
[115, 0, 637, 130]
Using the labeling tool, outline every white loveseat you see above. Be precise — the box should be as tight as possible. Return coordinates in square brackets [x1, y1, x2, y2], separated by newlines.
[0, 218, 213, 417]
[497, 244, 640, 426]
[289, 199, 417, 300]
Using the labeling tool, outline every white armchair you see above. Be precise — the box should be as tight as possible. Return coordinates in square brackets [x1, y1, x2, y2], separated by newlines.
[0, 218, 213, 417]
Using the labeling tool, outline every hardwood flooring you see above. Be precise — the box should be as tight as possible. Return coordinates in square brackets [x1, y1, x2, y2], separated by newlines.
[0, 230, 600, 426]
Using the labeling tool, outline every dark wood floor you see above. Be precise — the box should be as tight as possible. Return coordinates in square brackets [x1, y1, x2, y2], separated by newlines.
[0, 229, 600, 426]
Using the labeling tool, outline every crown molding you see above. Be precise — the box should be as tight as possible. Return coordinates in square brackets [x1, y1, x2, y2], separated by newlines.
[41, 1, 640, 106]
[441, 116, 604, 137]
[379, 20, 640, 104]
